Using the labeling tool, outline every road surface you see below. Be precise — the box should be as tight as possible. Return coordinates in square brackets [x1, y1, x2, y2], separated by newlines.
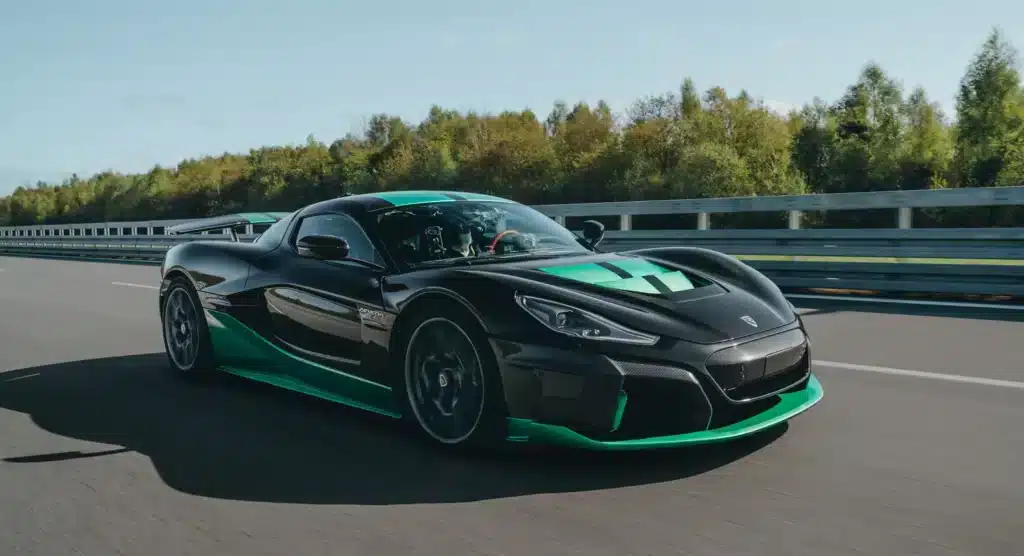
[1, 256, 1022, 556]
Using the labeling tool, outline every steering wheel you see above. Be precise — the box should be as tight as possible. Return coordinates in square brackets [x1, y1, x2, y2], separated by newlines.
[487, 229, 521, 253]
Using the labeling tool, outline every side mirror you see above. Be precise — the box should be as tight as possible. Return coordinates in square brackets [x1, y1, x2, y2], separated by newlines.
[296, 234, 350, 260]
[581, 220, 605, 248]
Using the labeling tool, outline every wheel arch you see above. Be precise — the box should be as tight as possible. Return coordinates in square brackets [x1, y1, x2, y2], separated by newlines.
[389, 290, 487, 361]
[159, 266, 198, 306]
[392, 287, 488, 335]
[385, 289, 498, 390]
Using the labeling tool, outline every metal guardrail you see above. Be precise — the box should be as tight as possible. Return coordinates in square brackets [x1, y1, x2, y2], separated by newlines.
[534, 185, 1024, 230]
[4, 185, 1024, 238]
[1, 186, 1023, 296]
[0, 235, 252, 261]
[1, 230, 1023, 296]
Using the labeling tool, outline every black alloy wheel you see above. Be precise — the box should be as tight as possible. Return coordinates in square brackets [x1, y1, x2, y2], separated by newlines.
[400, 304, 507, 448]
[161, 277, 214, 377]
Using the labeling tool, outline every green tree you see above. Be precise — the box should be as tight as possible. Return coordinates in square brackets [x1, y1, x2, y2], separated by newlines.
[899, 87, 953, 189]
[953, 28, 1024, 187]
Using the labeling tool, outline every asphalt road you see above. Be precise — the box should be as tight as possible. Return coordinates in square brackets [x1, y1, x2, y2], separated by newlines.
[1, 256, 1022, 556]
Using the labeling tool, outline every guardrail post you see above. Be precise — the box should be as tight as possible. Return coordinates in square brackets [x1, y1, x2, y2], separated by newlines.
[898, 207, 913, 229]
[697, 213, 710, 230]
[554, 216, 566, 226]
[619, 214, 631, 231]
[788, 210, 802, 230]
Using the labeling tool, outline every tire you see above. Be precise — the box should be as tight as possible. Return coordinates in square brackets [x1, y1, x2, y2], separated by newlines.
[396, 301, 508, 450]
[160, 276, 216, 379]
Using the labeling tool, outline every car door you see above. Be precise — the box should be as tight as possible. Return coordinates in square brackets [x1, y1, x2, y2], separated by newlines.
[251, 211, 392, 391]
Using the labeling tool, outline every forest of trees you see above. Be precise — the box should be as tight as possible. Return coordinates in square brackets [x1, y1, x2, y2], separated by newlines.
[1, 29, 1022, 229]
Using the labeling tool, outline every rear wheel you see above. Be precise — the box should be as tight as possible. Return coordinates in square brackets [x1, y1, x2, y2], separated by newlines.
[398, 303, 507, 449]
[161, 277, 215, 378]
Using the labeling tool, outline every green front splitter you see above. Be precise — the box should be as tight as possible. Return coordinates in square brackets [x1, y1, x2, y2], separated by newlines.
[504, 375, 823, 451]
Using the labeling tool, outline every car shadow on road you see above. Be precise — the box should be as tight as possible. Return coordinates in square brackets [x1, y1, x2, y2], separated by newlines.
[0, 353, 788, 506]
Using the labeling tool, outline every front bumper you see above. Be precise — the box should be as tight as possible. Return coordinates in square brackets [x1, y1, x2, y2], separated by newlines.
[504, 375, 822, 450]
[491, 325, 823, 450]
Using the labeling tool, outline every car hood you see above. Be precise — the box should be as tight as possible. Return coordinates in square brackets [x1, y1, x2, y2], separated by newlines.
[458, 251, 797, 344]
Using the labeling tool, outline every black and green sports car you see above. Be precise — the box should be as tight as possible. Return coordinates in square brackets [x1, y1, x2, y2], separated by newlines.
[158, 191, 822, 451]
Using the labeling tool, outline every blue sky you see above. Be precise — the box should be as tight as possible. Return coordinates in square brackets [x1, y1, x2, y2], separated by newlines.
[1, 0, 1021, 195]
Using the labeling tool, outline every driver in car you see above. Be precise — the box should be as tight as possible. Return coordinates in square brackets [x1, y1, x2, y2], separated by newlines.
[422, 221, 478, 260]
[446, 222, 476, 258]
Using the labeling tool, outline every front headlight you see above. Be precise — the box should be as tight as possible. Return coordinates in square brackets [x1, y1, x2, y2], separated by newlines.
[514, 293, 660, 346]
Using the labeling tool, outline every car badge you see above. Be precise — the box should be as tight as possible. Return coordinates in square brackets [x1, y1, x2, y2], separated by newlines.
[741, 316, 757, 327]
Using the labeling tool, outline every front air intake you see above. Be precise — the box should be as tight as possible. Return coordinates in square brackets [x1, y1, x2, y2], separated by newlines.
[704, 328, 810, 401]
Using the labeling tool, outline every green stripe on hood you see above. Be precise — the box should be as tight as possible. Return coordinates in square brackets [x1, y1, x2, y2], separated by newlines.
[596, 275, 662, 294]
[536, 263, 625, 284]
[607, 258, 672, 278]
[537, 258, 696, 295]
[657, 271, 696, 292]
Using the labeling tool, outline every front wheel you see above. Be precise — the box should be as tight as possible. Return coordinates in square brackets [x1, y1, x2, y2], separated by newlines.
[398, 304, 507, 449]
[161, 277, 215, 378]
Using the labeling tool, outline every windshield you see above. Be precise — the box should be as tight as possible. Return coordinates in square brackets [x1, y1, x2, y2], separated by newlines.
[370, 200, 590, 267]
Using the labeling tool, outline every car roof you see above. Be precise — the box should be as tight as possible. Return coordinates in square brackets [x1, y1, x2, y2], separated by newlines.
[298, 190, 519, 217]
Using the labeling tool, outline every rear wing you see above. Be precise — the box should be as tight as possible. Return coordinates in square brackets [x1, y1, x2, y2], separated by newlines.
[167, 212, 291, 241]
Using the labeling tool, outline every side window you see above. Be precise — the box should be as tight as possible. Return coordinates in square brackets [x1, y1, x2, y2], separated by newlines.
[255, 212, 296, 248]
[293, 213, 382, 266]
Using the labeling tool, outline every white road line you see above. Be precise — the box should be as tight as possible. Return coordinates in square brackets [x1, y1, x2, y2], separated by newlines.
[112, 281, 158, 290]
[4, 373, 40, 382]
[787, 293, 1024, 311]
[815, 360, 1024, 390]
